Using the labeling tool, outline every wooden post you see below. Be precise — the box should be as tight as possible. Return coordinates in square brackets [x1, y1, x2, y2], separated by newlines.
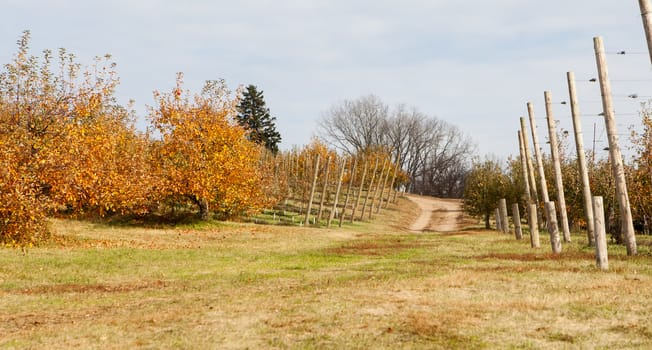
[544, 91, 571, 242]
[528, 102, 551, 204]
[339, 159, 356, 227]
[499, 198, 509, 233]
[299, 155, 311, 215]
[304, 156, 320, 226]
[518, 130, 533, 205]
[567, 71, 596, 246]
[384, 157, 400, 208]
[360, 158, 379, 221]
[594, 36, 637, 255]
[518, 130, 536, 239]
[376, 160, 392, 213]
[351, 160, 368, 223]
[545, 201, 562, 254]
[512, 203, 523, 240]
[520, 118, 539, 204]
[529, 203, 541, 248]
[369, 160, 387, 218]
[639, 0, 652, 66]
[495, 208, 502, 231]
[317, 157, 331, 222]
[327, 160, 346, 227]
[592, 196, 609, 271]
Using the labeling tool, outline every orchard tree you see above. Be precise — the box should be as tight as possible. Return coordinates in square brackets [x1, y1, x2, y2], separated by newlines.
[236, 84, 282, 154]
[0, 31, 130, 244]
[462, 158, 512, 229]
[629, 104, 652, 233]
[47, 106, 153, 216]
[150, 75, 270, 220]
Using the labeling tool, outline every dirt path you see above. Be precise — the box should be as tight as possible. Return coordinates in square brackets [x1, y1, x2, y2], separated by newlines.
[406, 194, 469, 232]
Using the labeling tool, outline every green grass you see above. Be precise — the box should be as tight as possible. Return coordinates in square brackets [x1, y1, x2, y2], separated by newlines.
[1, 198, 652, 349]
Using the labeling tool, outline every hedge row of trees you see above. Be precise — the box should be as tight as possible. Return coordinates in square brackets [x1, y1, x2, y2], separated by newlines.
[463, 114, 652, 241]
[0, 32, 284, 246]
[260, 141, 405, 226]
[0, 32, 408, 246]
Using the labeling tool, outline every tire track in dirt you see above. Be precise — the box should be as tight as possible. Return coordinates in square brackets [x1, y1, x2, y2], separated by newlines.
[406, 195, 468, 232]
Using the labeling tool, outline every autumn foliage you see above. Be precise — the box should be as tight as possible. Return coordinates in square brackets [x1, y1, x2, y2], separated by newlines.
[149, 75, 271, 219]
[0, 32, 272, 245]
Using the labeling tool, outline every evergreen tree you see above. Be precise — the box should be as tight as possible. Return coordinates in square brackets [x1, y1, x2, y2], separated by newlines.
[236, 85, 282, 153]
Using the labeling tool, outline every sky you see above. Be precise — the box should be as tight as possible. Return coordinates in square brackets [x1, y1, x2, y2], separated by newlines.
[2, 0, 652, 160]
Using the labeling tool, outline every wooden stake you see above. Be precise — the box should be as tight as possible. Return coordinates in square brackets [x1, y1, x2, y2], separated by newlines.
[360, 158, 379, 221]
[327, 160, 346, 227]
[317, 157, 331, 222]
[567, 71, 596, 246]
[512, 203, 523, 240]
[369, 160, 387, 218]
[339, 159, 357, 227]
[518, 130, 535, 235]
[351, 159, 368, 223]
[499, 198, 509, 234]
[384, 157, 400, 208]
[529, 203, 541, 248]
[592, 196, 609, 271]
[544, 91, 571, 242]
[518, 130, 532, 205]
[520, 118, 539, 204]
[377, 160, 392, 213]
[594, 36, 637, 255]
[639, 0, 652, 66]
[495, 208, 502, 231]
[304, 156, 320, 226]
[528, 102, 550, 203]
[545, 201, 562, 254]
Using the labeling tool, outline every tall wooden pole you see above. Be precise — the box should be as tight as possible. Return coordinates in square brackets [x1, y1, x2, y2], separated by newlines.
[520, 118, 538, 203]
[304, 156, 320, 226]
[567, 71, 596, 246]
[518, 130, 532, 204]
[339, 159, 356, 227]
[351, 160, 368, 223]
[594, 36, 637, 256]
[544, 91, 571, 242]
[639, 0, 652, 65]
[317, 157, 332, 221]
[384, 158, 400, 208]
[376, 160, 392, 213]
[327, 160, 346, 227]
[361, 158, 379, 221]
[369, 160, 387, 218]
[528, 102, 550, 204]
[519, 130, 539, 244]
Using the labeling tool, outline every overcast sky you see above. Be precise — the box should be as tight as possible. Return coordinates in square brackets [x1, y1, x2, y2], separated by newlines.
[2, 1, 651, 159]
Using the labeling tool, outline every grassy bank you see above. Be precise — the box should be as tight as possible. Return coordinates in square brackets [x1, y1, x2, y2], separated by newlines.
[1, 198, 651, 349]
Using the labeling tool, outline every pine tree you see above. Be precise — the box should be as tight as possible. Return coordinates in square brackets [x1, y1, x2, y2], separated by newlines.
[236, 85, 282, 154]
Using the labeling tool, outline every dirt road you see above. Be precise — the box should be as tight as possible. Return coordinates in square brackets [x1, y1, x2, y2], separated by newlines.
[406, 194, 469, 232]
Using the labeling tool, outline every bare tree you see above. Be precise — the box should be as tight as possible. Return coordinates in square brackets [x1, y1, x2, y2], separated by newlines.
[318, 94, 388, 155]
[318, 95, 475, 198]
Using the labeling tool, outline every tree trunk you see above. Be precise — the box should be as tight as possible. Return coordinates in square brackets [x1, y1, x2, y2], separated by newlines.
[484, 212, 490, 229]
[190, 195, 210, 220]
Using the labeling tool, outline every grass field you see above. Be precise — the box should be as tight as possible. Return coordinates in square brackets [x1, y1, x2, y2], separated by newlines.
[1, 198, 652, 349]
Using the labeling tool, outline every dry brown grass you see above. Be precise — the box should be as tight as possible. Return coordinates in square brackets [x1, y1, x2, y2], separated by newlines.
[1, 196, 652, 349]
